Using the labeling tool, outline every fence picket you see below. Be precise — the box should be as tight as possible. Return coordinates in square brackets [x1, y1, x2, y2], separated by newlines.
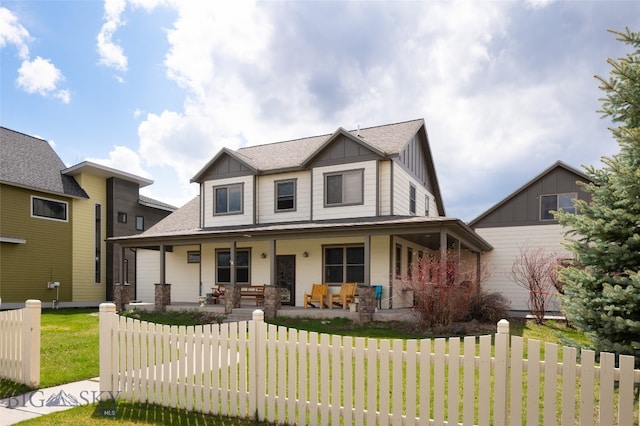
[354, 337, 365, 426]
[343, 335, 354, 426]
[418, 338, 431, 426]
[331, 334, 341, 426]
[308, 331, 319, 425]
[463, 336, 476, 426]
[526, 339, 540, 426]
[448, 337, 460, 424]
[509, 336, 524, 426]
[405, 339, 417, 426]
[278, 326, 288, 423]
[229, 322, 239, 417]
[379, 339, 390, 426]
[297, 330, 309, 424]
[287, 328, 298, 424]
[478, 335, 491, 425]
[433, 338, 446, 424]
[618, 355, 635, 426]
[543, 342, 558, 426]
[561, 346, 577, 425]
[392, 338, 403, 426]
[600, 351, 615, 424]
[367, 338, 379, 425]
[266, 324, 276, 422]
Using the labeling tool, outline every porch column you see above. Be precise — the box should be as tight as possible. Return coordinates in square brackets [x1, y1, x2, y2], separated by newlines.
[364, 234, 371, 285]
[439, 229, 447, 284]
[230, 241, 241, 308]
[160, 245, 166, 284]
[269, 239, 276, 286]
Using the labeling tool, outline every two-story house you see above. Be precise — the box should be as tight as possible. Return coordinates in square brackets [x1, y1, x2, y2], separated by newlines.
[111, 119, 493, 308]
[0, 127, 175, 309]
[469, 161, 591, 314]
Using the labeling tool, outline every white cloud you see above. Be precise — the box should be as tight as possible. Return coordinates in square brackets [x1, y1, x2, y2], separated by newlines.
[97, 0, 128, 72]
[17, 56, 70, 103]
[87, 145, 152, 179]
[0, 7, 31, 59]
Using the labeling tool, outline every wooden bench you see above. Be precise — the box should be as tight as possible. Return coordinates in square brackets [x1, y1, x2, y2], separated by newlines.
[238, 285, 265, 306]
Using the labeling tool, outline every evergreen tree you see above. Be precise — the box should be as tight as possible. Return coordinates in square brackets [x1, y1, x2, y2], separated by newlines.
[556, 28, 640, 359]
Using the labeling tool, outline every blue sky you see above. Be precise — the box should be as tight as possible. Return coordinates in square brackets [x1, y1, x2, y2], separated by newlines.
[1, 1, 638, 221]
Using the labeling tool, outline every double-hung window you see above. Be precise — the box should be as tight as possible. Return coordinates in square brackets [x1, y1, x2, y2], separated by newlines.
[216, 249, 250, 284]
[325, 169, 363, 206]
[540, 192, 577, 221]
[275, 179, 296, 212]
[31, 196, 67, 221]
[409, 184, 416, 215]
[324, 246, 364, 284]
[214, 184, 243, 215]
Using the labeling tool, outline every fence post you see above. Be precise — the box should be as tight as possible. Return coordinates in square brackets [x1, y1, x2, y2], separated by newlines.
[100, 303, 117, 400]
[494, 319, 510, 426]
[22, 299, 41, 388]
[250, 309, 265, 421]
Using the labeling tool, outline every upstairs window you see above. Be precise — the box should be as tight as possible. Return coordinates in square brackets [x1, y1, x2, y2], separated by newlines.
[325, 169, 363, 207]
[214, 184, 243, 215]
[117, 212, 127, 223]
[409, 184, 416, 215]
[135, 216, 144, 231]
[425, 195, 430, 216]
[275, 179, 296, 212]
[540, 192, 577, 220]
[32, 196, 67, 221]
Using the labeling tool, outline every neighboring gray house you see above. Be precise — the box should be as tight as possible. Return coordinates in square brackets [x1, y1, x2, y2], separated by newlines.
[111, 118, 493, 308]
[469, 161, 592, 313]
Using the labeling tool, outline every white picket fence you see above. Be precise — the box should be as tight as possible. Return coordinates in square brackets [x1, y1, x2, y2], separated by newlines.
[0, 300, 41, 387]
[99, 303, 640, 425]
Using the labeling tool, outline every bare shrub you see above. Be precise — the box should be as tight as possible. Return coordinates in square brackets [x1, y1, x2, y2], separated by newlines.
[401, 250, 491, 330]
[467, 290, 511, 323]
[510, 244, 561, 324]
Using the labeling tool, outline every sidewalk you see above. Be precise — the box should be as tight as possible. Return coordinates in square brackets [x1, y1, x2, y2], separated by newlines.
[0, 378, 101, 426]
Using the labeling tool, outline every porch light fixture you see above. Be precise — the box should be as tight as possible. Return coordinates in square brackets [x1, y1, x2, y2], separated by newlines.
[303, 251, 309, 258]
[261, 253, 267, 259]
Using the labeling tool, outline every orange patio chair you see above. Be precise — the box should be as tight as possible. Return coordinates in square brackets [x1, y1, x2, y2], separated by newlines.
[330, 282, 358, 309]
[303, 284, 328, 308]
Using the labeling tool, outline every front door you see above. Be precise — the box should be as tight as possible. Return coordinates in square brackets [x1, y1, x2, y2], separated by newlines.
[276, 255, 295, 305]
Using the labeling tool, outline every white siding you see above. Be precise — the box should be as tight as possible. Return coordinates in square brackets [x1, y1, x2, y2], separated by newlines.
[312, 161, 377, 220]
[476, 224, 572, 312]
[136, 249, 160, 303]
[202, 176, 254, 227]
[392, 165, 435, 217]
[378, 161, 392, 216]
[256, 171, 311, 224]
[166, 246, 201, 302]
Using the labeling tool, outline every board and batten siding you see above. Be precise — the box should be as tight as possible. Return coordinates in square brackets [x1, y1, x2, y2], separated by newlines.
[256, 171, 311, 224]
[311, 161, 377, 221]
[202, 176, 254, 227]
[476, 224, 571, 312]
[71, 173, 107, 302]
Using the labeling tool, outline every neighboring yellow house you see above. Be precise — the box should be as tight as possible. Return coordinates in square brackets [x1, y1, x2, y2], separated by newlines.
[0, 127, 175, 309]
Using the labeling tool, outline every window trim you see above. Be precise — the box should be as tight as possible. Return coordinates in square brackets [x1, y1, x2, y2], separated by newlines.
[425, 195, 430, 217]
[117, 212, 127, 223]
[322, 244, 365, 285]
[395, 243, 402, 278]
[323, 168, 364, 207]
[187, 251, 201, 263]
[31, 195, 68, 222]
[135, 215, 144, 231]
[215, 248, 251, 285]
[213, 183, 244, 215]
[409, 184, 416, 215]
[540, 192, 577, 221]
[274, 179, 297, 212]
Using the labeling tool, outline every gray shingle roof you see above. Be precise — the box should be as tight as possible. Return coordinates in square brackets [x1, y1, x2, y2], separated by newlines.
[0, 127, 88, 198]
[138, 195, 178, 212]
[232, 118, 425, 172]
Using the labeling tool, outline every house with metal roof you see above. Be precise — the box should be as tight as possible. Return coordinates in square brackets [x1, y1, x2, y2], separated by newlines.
[111, 118, 493, 310]
[0, 127, 176, 308]
[469, 161, 592, 313]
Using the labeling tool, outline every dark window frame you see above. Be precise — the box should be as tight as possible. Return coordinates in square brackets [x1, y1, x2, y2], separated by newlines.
[117, 212, 127, 223]
[540, 192, 577, 221]
[324, 169, 364, 207]
[31, 196, 68, 222]
[409, 184, 416, 215]
[275, 179, 297, 212]
[135, 215, 144, 231]
[323, 245, 365, 285]
[395, 243, 402, 278]
[216, 249, 251, 285]
[213, 183, 244, 215]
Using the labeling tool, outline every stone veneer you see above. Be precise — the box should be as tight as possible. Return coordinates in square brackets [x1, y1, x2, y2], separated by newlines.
[113, 283, 130, 312]
[357, 286, 375, 324]
[154, 283, 171, 312]
[263, 285, 281, 320]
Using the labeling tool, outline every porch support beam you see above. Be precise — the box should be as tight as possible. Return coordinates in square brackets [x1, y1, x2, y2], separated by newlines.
[439, 229, 447, 284]
[230, 241, 236, 288]
[160, 245, 166, 284]
[269, 239, 276, 286]
[364, 234, 371, 285]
